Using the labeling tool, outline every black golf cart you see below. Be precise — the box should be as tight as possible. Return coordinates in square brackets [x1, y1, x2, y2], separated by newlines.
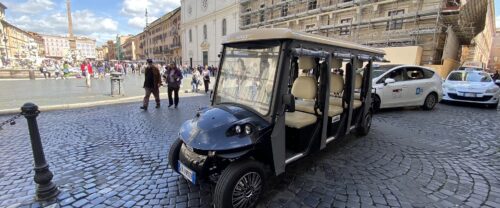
[168, 28, 385, 208]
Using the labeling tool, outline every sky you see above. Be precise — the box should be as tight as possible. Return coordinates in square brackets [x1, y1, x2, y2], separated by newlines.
[2, 0, 181, 45]
[2, 0, 500, 46]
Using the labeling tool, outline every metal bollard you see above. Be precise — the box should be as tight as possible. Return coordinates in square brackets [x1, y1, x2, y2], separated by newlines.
[21, 103, 59, 201]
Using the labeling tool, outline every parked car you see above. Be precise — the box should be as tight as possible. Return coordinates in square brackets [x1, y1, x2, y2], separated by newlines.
[371, 64, 443, 111]
[442, 70, 500, 108]
[167, 28, 385, 208]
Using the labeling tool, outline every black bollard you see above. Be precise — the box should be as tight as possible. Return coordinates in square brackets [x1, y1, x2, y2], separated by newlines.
[21, 103, 59, 201]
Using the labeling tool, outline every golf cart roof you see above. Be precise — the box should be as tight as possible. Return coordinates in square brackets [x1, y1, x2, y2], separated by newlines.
[224, 28, 385, 56]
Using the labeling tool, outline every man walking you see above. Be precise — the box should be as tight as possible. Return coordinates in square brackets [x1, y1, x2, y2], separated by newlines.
[165, 63, 183, 108]
[141, 59, 161, 110]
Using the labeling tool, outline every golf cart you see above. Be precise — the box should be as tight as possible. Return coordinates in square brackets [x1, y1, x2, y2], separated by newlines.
[168, 28, 385, 208]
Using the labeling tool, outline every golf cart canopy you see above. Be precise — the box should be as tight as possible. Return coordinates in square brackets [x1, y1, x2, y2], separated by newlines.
[224, 28, 385, 59]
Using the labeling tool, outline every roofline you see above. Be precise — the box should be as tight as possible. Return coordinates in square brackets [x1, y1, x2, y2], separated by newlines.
[0, 2, 6, 9]
[146, 7, 180, 29]
[224, 28, 385, 55]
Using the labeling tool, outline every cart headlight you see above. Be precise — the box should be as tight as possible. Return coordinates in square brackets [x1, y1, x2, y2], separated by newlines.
[485, 86, 499, 93]
[234, 125, 242, 134]
[244, 124, 252, 135]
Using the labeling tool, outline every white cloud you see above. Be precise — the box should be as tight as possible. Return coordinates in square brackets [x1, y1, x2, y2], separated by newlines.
[127, 16, 158, 30]
[8, 0, 55, 14]
[10, 10, 119, 43]
[121, 0, 180, 29]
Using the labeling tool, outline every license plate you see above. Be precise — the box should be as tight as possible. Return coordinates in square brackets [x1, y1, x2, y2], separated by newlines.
[464, 93, 476, 97]
[178, 161, 196, 184]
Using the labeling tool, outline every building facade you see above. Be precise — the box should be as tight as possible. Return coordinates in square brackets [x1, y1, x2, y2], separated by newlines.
[488, 30, 500, 72]
[122, 36, 137, 60]
[239, 0, 487, 69]
[106, 40, 116, 60]
[42, 34, 95, 59]
[141, 7, 181, 64]
[460, 0, 495, 69]
[133, 33, 143, 60]
[2, 20, 37, 60]
[115, 35, 132, 60]
[76, 37, 96, 59]
[181, 0, 239, 67]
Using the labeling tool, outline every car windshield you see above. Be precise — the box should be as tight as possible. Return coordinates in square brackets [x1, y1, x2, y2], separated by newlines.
[372, 64, 401, 78]
[447, 72, 492, 82]
[215, 44, 280, 115]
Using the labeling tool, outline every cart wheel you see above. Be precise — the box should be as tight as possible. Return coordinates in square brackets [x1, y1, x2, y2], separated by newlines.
[168, 138, 183, 173]
[214, 160, 265, 208]
[356, 112, 372, 136]
[422, 93, 437, 110]
[372, 94, 381, 113]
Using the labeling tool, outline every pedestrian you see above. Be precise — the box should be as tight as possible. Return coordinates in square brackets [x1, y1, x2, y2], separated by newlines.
[54, 62, 62, 79]
[141, 59, 161, 110]
[63, 61, 70, 79]
[191, 68, 201, 93]
[202, 66, 210, 93]
[81, 60, 93, 88]
[39, 63, 50, 79]
[165, 63, 183, 108]
[493, 70, 499, 81]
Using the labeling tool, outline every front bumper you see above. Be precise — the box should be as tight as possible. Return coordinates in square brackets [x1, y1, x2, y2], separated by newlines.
[442, 91, 500, 104]
[178, 144, 211, 178]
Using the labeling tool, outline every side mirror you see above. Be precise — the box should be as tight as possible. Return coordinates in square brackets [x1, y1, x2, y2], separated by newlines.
[384, 78, 396, 85]
[283, 94, 295, 112]
[495, 80, 500, 86]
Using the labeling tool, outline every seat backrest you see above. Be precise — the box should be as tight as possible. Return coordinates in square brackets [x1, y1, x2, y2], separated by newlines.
[330, 74, 344, 94]
[292, 76, 317, 100]
[355, 73, 363, 89]
[298, 56, 315, 70]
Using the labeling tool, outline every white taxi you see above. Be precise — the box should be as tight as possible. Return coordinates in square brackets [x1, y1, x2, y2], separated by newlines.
[372, 65, 443, 111]
[442, 70, 500, 108]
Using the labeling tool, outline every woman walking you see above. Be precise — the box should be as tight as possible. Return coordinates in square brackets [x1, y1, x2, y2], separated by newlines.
[191, 68, 201, 93]
[202, 66, 210, 93]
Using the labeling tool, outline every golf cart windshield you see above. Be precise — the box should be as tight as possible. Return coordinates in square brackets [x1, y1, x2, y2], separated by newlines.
[215, 43, 280, 115]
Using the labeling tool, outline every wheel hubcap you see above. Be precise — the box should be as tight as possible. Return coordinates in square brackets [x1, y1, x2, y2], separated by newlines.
[232, 172, 262, 208]
[427, 95, 436, 108]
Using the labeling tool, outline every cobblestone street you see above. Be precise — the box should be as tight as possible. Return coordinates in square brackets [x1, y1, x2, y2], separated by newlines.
[0, 96, 499, 208]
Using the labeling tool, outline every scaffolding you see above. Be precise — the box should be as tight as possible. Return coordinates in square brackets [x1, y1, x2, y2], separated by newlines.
[239, 0, 487, 65]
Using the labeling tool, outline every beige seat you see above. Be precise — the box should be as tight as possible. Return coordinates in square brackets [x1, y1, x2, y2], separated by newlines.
[286, 57, 317, 129]
[295, 99, 315, 114]
[293, 57, 317, 115]
[354, 73, 363, 108]
[328, 74, 344, 117]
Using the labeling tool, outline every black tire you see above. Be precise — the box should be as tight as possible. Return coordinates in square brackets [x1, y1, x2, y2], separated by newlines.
[214, 160, 265, 208]
[422, 93, 437, 110]
[372, 94, 381, 113]
[356, 112, 372, 136]
[168, 138, 183, 173]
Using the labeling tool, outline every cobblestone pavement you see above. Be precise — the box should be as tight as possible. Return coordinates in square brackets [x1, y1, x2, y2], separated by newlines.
[0, 98, 499, 208]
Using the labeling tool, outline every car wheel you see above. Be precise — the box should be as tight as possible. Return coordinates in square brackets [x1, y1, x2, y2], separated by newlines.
[422, 93, 437, 110]
[356, 112, 372, 136]
[372, 94, 381, 113]
[214, 160, 265, 208]
[168, 138, 183, 174]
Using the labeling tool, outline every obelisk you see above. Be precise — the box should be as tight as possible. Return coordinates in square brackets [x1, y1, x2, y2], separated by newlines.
[66, 0, 76, 50]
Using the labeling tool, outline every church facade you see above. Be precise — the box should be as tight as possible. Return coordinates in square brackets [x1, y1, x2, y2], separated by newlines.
[180, 0, 239, 68]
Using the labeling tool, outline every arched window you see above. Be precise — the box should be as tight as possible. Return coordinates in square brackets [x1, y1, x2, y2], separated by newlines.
[203, 24, 207, 40]
[222, 19, 227, 36]
[189, 29, 192, 42]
